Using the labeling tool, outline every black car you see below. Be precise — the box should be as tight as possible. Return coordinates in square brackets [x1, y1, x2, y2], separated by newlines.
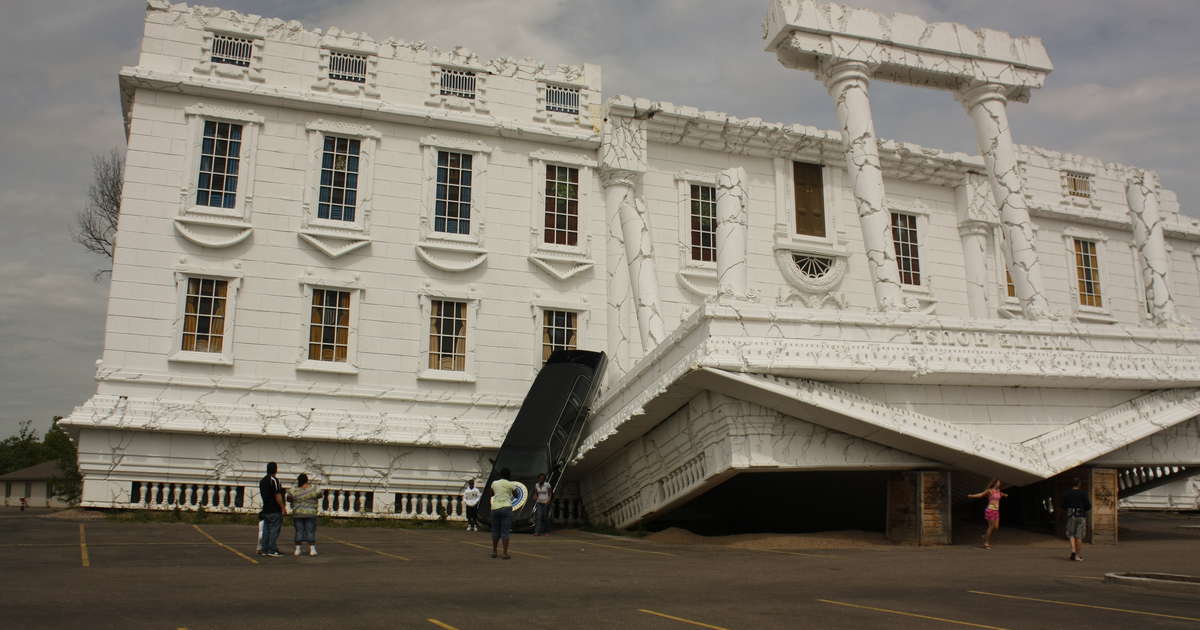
[478, 350, 606, 531]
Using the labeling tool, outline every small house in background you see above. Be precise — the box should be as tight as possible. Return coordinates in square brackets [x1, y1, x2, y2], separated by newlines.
[1, 461, 70, 509]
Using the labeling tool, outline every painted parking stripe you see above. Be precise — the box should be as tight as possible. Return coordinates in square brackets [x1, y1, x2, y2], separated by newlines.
[559, 538, 675, 557]
[79, 524, 90, 568]
[459, 540, 549, 559]
[325, 534, 410, 560]
[426, 619, 460, 630]
[192, 524, 258, 564]
[968, 590, 1200, 623]
[818, 599, 1009, 630]
[638, 608, 730, 630]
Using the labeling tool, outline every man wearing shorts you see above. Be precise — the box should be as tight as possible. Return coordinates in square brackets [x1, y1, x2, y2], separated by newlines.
[1063, 477, 1092, 562]
[490, 468, 516, 559]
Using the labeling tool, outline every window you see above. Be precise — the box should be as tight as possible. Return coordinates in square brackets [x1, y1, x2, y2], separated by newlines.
[435, 151, 473, 235]
[181, 278, 229, 353]
[793, 255, 833, 280]
[544, 165, 579, 246]
[1005, 269, 1016, 298]
[195, 121, 243, 209]
[308, 289, 351, 362]
[542, 310, 578, 362]
[428, 299, 468, 371]
[545, 84, 580, 114]
[891, 212, 921, 286]
[793, 162, 826, 237]
[318, 136, 360, 222]
[24, 482, 32, 498]
[211, 34, 253, 67]
[689, 185, 717, 262]
[4, 481, 9, 498]
[440, 68, 476, 99]
[329, 51, 368, 83]
[1064, 171, 1093, 199]
[1073, 239, 1102, 307]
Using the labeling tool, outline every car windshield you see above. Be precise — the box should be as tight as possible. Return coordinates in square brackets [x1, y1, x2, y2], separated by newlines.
[494, 446, 549, 480]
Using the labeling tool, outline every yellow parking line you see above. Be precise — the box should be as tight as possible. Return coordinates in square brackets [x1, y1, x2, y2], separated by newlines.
[325, 534, 410, 561]
[638, 609, 729, 630]
[460, 540, 549, 559]
[426, 619, 460, 630]
[192, 524, 258, 564]
[79, 524, 90, 568]
[818, 599, 1009, 629]
[968, 590, 1200, 623]
[560, 538, 675, 557]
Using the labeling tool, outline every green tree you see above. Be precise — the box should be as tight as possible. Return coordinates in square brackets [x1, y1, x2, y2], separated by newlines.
[44, 417, 82, 504]
[0, 420, 49, 475]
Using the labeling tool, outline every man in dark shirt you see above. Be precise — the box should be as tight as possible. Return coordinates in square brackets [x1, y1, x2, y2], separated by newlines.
[1063, 477, 1092, 562]
[258, 462, 286, 557]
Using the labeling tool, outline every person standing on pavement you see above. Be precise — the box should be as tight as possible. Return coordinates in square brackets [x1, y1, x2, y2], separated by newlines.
[258, 462, 286, 557]
[1063, 477, 1092, 562]
[967, 479, 1007, 550]
[490, 468, 517, 559]
[462, 479, 482, 532]
[287, 473, 322, 556]
[533, 473, 553, 536]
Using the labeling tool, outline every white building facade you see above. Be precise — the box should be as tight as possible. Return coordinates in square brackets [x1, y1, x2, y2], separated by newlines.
[64, 1, 1200, 534]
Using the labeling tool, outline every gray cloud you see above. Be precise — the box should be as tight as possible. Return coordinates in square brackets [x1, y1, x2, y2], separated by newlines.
[1, 0, 1196, 436]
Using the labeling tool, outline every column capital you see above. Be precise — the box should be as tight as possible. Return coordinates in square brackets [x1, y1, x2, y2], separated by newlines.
[818, 59, 875, 92]
[956, 82, 1009, 111]
[599, 168, 640, 189]
[1126, 168, 1160, 191]
[957, 220, 992, 238]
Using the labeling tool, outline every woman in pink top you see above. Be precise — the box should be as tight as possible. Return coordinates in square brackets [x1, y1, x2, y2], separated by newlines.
[968, 479, 1007, 549]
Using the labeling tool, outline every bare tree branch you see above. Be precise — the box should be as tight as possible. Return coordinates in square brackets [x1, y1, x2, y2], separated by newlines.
[74, 149, 124, 277]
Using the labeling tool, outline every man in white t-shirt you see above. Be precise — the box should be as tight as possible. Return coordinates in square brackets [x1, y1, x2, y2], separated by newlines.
[533, 473, 553, 535]
[462, 479, 482, 532]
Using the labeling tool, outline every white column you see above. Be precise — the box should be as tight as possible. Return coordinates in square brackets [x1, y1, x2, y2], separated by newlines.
[715, 167, 750, 298]
[958, 221, 992, 318]
[822, 60, 903, 311]
[600, 115, 665, 355]
[958, 83, 1052, 320]
[1126, 170, 1180, 326]
[602, 172, 634, 378]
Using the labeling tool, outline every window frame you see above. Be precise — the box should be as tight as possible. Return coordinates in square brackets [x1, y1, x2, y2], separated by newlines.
[675, 172, 719, 271]
[180, 104, 263, 222]
[533, 81, 594, 128]
[1061, 226, 1114, 324]
[889, 210, 925, 289]
[420, 135, 492, 246]
[300, 119, 380, 237]
[528, 149, 595, 259]
[772, 159, 842, 251]
[418, 291, 481, 383]
[169, 267, 243, 366]
[296, 280, 363, 375]
[529, 300, 590, 374]
[1058, 167, 1100, 209]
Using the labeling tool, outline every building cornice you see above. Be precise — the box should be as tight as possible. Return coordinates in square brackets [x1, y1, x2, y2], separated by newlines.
[119, 68, 601, 149]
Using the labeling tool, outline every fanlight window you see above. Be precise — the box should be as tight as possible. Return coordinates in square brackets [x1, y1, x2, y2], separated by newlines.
[793, 255, 833, 280]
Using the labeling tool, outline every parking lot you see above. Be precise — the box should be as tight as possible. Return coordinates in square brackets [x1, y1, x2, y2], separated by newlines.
[1, 510, 1197, 629]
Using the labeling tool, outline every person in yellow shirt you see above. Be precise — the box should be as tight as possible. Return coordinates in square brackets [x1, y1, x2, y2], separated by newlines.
[490, 468, 517, 559]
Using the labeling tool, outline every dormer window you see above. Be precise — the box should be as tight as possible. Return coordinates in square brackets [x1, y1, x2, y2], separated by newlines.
[329, 51, 367, 83]
[211, 34, 253, 67]
[440, 68, 477, 99]
[545, 84, 580, 115]
[1064, 171, 1093, 199]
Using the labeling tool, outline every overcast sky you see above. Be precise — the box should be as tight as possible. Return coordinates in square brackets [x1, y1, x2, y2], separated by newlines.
[1, 0, 1197, 438]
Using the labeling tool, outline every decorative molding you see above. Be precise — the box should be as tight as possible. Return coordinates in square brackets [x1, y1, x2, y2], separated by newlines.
[193, 29, 266, 83]
[419, 134, 493, 154]
[305, 118, 382, 139]
[676, 267, 718, 298]
[173, 216, 254, 248]
[311, 47, 381, 98]
[182, 103, 264, 124]
[528, 252, 594, 281]
[415, 240, 488, 272]
[297, 229, 371, 258]
[528, 148, 597, 168]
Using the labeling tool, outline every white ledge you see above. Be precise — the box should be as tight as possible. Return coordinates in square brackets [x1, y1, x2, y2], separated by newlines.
[415, 240, 488, 272]
[296, 360, 360, 375]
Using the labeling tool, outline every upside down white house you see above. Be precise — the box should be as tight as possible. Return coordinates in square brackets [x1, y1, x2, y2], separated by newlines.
[62, 0, 1200, 541]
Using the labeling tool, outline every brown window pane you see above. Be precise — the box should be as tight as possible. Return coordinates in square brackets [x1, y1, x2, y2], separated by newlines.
[793, 162, 826, 237]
